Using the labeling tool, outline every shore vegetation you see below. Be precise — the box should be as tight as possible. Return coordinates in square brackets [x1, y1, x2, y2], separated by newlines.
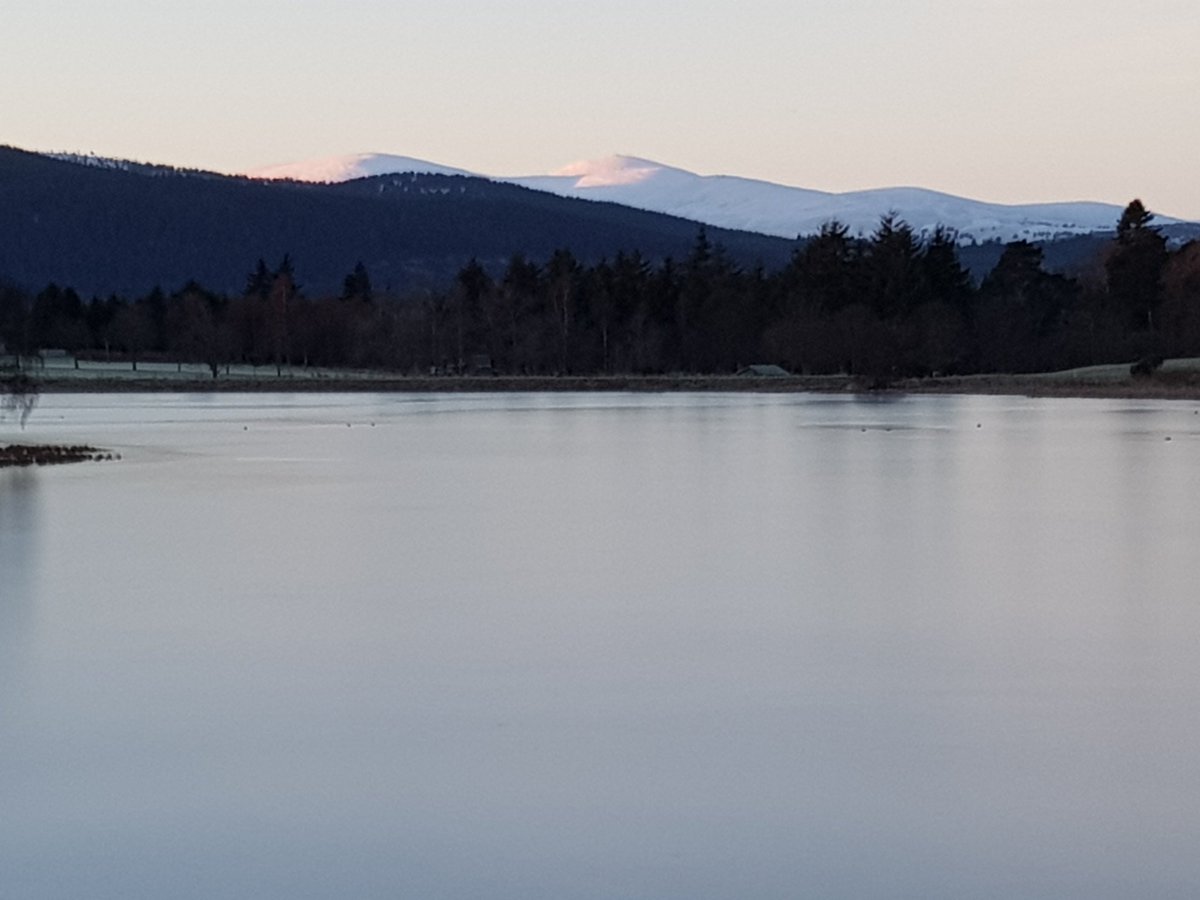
[2, 202, 1197, 395]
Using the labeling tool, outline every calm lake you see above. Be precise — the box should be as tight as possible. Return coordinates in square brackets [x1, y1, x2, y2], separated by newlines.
[3, 392, 1200, 899]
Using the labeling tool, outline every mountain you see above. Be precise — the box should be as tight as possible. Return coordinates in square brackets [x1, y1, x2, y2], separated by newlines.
[509, 156, 1156, 243]
[11, 145, 1198, 298]
[0, 146, 793, 297]
[246, 152, 471, 182]
[245, 152, 1193, 244]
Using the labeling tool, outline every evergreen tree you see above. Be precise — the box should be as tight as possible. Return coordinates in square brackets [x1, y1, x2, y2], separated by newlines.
[1106, 199, 1168, 332]
[865, 214, 922, 319]
[976, 241, 1077, 371]
[454, 259, 492, 370]
[798, 220, 860, 314]
[677, 228, 716, 370]
[1160, 241, 1200, 356]
[920, 226, 972, 310]
[141, 286, 169, 352]
[981, 241, 1045, 296]
[341, 261, 373, 303]
[245, 258, 272, 300]
[545, 249, 580, 373]
[498, 255, 542, 373]
[610, 251, 659, 373]
[583, 260, 617, 373]
[0, 283, 31, 359]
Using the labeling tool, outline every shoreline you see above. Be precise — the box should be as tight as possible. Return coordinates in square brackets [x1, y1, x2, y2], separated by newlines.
[9, 371, 1199, 469]
[21, 370, 1200, 401]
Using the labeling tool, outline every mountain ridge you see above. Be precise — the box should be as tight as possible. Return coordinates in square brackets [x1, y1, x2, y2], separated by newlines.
[0, 145, 794, 297]
[7, 145, 1199, 300]
[243, 152, 1192, 244]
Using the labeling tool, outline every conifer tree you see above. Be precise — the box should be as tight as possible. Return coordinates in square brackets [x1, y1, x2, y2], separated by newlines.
[798, 220, 860, 315]
[545, 249, 579, 373]
[454, 259, 492, 370]
[920, 226, 971, 311]
[341, 261, 373, 303]
[1106, 199, 1168, 332]
[865, 214, 922, 319]
[245, 259, 272, 300]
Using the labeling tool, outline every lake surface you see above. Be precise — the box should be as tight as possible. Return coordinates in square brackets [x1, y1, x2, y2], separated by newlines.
[3, 391, 1200, 899]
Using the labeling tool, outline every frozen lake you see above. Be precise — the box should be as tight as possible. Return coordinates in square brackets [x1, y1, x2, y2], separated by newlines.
[3, 391, 1200, 899]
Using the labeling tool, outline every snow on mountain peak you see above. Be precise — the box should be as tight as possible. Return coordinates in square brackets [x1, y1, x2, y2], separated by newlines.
[550, 155, 666, 188]
[232, 150, 1180, 243]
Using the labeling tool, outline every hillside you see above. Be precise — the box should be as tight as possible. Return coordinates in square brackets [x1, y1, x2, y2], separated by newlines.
[0, 146, 794, 297]
[246, 152, 1199, 245]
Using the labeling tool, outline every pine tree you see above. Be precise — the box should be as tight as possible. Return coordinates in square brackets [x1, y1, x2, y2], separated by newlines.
[498, 255, 541, 373]
[454, 259, 492, 371]
[1106, 199, 1168, 332]
[545, 250, 579, 373]
[798, 220, 860, 314]
[920, 226, 972, 311]
[976, 241, 1077, 371]
[245, 258, 272, 300]
[865, 214, 922, 319]
[341, 261, 373, 303]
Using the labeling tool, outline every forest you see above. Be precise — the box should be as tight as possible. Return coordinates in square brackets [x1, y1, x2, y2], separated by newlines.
[2, 201, 1198, 383]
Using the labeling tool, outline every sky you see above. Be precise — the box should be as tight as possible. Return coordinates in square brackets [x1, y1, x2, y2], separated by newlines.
[4, 0, 1199, 219]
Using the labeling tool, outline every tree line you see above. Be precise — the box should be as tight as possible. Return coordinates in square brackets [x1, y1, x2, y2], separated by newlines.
[3, 201, 1198, 382]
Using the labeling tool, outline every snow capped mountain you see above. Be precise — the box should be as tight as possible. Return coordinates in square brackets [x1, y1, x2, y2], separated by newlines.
[545, 155, 670, 187]
[241, 151, 1167, 244]
[505, 155, 1156, 244]
[47, 148, 1182, 244]
[512, 156, 835, 236]
[245, 152, 471, 182]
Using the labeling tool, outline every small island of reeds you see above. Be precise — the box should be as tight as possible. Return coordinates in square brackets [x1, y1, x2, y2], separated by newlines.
[0, 444, 118, 468]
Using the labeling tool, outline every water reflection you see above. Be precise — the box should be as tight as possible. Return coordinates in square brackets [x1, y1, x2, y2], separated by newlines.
[0, 468, 39, 691]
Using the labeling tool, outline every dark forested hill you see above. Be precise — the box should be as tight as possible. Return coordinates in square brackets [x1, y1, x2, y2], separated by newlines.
[0, 146, 795, 297]
[4, 150, 1195, 381]
[955, 223, 1200, 280]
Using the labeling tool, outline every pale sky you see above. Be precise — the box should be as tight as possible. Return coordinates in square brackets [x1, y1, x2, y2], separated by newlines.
[4, 0, 1199, 218]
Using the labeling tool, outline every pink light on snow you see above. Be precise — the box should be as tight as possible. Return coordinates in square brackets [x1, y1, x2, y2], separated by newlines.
[551, 155, 662, 188]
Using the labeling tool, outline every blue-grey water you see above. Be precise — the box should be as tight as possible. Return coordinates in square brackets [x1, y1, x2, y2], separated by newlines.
[3, 392, 1200, 899]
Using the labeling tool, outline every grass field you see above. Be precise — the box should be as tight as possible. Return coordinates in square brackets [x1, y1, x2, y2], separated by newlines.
[9, 355, 1200, 400]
